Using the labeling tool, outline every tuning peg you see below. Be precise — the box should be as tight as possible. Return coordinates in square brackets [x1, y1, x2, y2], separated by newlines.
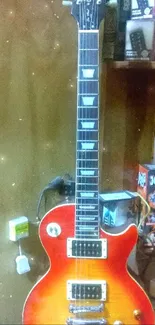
[62, 0, 72, 6]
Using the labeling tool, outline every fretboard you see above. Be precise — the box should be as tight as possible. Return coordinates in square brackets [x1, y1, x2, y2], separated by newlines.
[75, 30, 99, 239]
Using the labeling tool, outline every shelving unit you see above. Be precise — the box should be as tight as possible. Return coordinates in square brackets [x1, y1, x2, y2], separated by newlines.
[106, 61, 155, 69]
[101, 61, 155, 192]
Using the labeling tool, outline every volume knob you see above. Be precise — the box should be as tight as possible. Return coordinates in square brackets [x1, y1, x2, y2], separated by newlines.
[46, 223, 61, 237]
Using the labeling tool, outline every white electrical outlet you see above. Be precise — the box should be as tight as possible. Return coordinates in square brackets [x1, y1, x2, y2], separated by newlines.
[9, 216, 29, 241]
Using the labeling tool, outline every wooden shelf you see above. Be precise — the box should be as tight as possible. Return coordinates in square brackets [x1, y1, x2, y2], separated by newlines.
[104, 61, 155, 69]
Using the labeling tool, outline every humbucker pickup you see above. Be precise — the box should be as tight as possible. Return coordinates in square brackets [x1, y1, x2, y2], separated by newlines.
[67, 280, 106, 301]
[67, 238, 107, 259]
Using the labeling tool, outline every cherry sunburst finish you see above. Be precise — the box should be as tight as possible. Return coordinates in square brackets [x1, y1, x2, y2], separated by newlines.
[23, 1, 155, 324]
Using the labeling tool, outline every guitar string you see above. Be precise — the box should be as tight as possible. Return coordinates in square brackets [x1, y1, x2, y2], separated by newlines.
[77, 0, 84, 313]
[93, 0, 99, 240]
[76, 3, 81, 313]
[76, 0, 100, 313]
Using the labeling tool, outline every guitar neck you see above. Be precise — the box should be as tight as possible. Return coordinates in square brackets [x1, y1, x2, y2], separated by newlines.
[75, 30, 100, 239]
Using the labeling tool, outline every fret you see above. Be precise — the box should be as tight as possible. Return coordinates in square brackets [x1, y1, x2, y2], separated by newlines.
[78, 105, 98, 109]
[79, 30, 99, 33]
[76, 210, 98, 213]
[79, 79, 98, 82]
[78, 118, 98, 120]
[80, 49, 98, 51]
[77, 182, 98, 185]
[76, 219, 99, 222]
[78, 106, 98, 108]
[77, 129, 98, 132]
[76, 217, 98, 220]
[77, 140, 98, 142]
[79, 64, 98, 66]
[77, 167, 98, 169]
[75, 234, 99, 238]
[77, 215, 98, 218]
[77, 203, 98, 205]
[77, 149, 98, 151]
[78, 93, 98, 95]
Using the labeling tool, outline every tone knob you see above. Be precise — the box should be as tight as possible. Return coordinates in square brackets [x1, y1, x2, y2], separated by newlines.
[62, 1, 72, 6]
[113, 321, 123, 325]
[46, 223, 61, 237]
[133, 309, 142, 320]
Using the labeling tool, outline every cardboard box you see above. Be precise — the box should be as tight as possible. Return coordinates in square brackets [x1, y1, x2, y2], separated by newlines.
[125, 20, 155, 60]
[137, 164, 155, 204]
[132, 0, 155, 19]
[137, 164, 155, 226]
[99, 191, 139, 227]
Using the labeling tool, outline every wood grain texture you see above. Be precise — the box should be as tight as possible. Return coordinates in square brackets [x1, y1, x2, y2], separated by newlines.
[23, 204, 155, 325]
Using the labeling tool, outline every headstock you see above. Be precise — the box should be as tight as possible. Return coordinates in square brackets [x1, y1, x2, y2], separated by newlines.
[63, 0, 105, 30]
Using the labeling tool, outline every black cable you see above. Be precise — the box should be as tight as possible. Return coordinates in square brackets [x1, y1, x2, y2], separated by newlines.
[36, 176, 64, 221]
[36, 174, 75, 221]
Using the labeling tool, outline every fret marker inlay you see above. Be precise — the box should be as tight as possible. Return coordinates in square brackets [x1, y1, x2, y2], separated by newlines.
[80, 170, 95, 176]
[82, 96, 95, 106]
[82, 69, 95, 78]
[81, 142, 95, 150]
[80, 192, 95, 197]
[81, 122, 95, 129]
[79, 205, 96, 210]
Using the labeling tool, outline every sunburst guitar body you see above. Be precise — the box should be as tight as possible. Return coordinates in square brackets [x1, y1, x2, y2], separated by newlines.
[23, 204, 155, 325]
[23, 0, 155, 324]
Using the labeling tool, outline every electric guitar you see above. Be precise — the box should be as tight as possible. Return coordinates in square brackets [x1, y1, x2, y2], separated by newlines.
[22, 1, 155, 324]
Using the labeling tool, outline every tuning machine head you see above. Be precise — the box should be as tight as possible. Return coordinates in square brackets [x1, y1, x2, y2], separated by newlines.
[62, 0, 72, 6]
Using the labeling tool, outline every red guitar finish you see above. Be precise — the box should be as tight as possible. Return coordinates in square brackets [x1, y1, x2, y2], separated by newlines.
[23, 203, 155, 325]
